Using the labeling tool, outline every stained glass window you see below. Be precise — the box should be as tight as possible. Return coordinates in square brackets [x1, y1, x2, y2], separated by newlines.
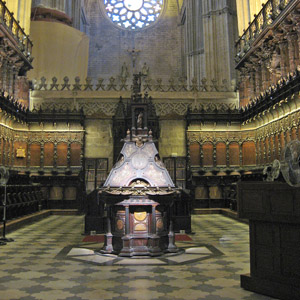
[104, 0, 163, 30]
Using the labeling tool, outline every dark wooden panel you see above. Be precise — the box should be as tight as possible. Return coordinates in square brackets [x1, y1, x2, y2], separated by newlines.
[70, 143, 81, 166]
[242, 141, 256, 166]
[255, 223, 274, 246]
[44, 142, 54, 166]
[280, 224, 300, 248]
[30, 143, 41, 167]
[281, 250, 300, 278]
[240, 189, 264, 213]
[189, 143, 200, 166]
[229, 142, 239, 166]
[56, 142, 68, 166]
[270, 191, 294, 214]
[255, 248, 275, 274]
[216, 142, 226, 166]
[203, 142, 213, 166]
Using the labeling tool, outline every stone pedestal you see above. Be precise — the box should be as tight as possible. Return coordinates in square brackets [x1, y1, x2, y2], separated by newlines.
[102, 196, 175, 257]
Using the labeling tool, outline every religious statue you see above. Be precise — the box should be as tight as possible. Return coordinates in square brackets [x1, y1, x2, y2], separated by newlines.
[127, 48, 141, 71]
[142, 62, 149, 76]
[120, 62, 129, 79]
[137, 112, 143, 128]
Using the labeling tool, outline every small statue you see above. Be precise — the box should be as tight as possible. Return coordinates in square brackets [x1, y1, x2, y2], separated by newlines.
[120, 62, 129, 79]
[142, 62, 149, 76]
[137, 112, 143, 128]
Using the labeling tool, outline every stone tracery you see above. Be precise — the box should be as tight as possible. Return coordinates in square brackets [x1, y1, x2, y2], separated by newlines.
[104, 0, 163, 30]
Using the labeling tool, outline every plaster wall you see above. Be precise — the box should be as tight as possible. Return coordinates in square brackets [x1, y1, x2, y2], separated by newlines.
[85, 119, 114, 168]
[6, 0, 32, 35]
[28, 21, 89, 83]
[159, 119, 186, 158]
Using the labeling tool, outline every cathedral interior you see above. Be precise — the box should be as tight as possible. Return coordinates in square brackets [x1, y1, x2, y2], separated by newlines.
[1, 0, 300, 299]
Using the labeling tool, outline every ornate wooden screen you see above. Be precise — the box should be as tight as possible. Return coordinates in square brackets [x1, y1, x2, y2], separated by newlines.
[85, 158, 108, 192]
[163, 156, 187, 189]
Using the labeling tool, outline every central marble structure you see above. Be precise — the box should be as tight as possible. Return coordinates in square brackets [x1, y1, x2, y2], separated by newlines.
[99, 130, 180, 256]
[99, 74, 180, 256]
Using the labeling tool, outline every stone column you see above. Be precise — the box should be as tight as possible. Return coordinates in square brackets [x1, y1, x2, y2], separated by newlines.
[151, 204, 157, 235]
[125, 205, 130, 235]
[102, 206, 113, 253]
[167, 205, 177, 253]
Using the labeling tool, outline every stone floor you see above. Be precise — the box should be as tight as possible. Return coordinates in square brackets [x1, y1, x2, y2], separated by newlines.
[0, 214, 278, 300]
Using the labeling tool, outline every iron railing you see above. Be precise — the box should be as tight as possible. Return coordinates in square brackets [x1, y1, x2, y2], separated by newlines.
[235, 0, 294, 65]
[0, 0, 33, 59]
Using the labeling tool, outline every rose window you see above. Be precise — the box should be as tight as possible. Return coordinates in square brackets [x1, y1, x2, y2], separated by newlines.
[104, 0, 164, 30]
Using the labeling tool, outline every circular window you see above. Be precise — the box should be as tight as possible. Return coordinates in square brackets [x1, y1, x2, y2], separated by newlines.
[104, 0, 164, 30]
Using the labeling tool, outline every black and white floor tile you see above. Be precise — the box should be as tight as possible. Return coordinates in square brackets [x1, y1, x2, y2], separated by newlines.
[0, 215, 278, 300]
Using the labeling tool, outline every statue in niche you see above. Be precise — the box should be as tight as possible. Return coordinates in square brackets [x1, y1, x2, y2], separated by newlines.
[137, 111, 143, 128]
[120, 62, 129, 79]
[142, 62, 149, 76]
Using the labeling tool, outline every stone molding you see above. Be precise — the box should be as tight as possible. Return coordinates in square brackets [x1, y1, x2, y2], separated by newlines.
[32, 76, 235, 93]
[30, 96, 239, 118]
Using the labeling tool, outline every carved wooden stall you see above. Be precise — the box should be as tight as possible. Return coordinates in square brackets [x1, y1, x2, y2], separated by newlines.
[27, 108, 85, 210]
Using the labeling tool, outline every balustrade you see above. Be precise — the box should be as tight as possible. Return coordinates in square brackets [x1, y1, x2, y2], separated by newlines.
[236, 0, 295, 64]
[0, 0, 33, 58]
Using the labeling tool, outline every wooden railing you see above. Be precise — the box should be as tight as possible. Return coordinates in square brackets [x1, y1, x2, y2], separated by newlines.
[235, 0, 294, 64]
[0, 0, 33, 58]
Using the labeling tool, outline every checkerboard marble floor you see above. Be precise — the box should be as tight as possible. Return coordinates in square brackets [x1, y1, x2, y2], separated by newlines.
[0, 215, 278, 300]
